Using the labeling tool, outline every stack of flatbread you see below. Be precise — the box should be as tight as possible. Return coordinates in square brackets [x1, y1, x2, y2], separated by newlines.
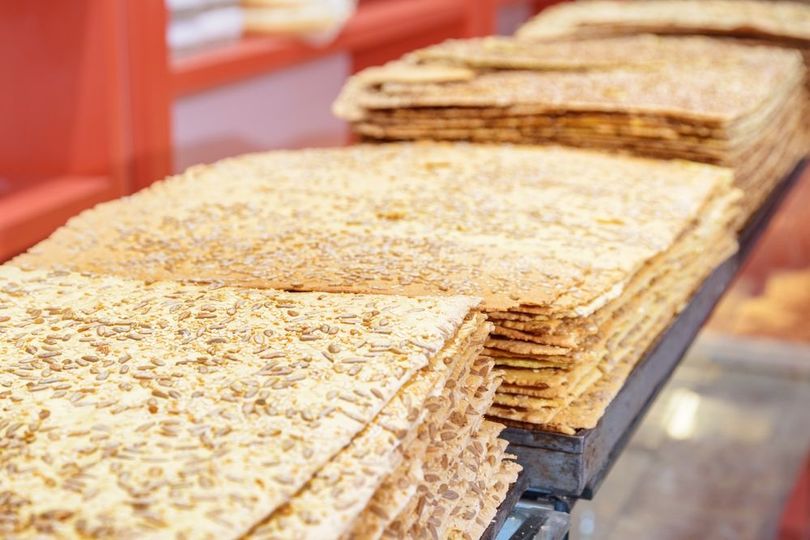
[333, 35, 808, 221]
[516, 0, 810, 93]
[0, 265, 517, 539]
[14, 143, 741, 435]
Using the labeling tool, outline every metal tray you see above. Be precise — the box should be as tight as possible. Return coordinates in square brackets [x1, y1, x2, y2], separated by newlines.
[500, 159, 808, 499]
[482, 478, 570, 540]
[482, 475, 531, 540]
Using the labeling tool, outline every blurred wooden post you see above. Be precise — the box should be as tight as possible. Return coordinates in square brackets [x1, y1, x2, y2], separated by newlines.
[124, 0, 173, 191]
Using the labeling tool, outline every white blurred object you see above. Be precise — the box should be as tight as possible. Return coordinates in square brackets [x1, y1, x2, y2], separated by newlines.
[167, 0, 239, 15]
[166, 0, 206, 13]
[242, 0, 357, 45]
[167, 4, 244, 52]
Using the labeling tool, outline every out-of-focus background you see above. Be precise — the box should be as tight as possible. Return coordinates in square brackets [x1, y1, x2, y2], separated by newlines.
[1, 2, 809, 538]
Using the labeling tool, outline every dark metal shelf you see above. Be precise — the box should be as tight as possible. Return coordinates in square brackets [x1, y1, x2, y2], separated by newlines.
[486, 158, 807, 536]
[483, 475, 571, 540]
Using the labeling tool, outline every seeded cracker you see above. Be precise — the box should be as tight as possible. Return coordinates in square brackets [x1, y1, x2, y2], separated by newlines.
[341, 353, 504, 540]
[246, 316, 492, 539]
[15, 143, 740, 436]
[335, 35, 808, 221]
[0, 266, 482, 538]
[16, 144, 732, 314]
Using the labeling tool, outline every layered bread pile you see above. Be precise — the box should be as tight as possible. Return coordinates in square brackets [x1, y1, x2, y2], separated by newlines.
[15, 143, 741, 434]
[0, 265, 517, 539]
[516, 0, 810, 94]
[333, 35, 807, 221]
